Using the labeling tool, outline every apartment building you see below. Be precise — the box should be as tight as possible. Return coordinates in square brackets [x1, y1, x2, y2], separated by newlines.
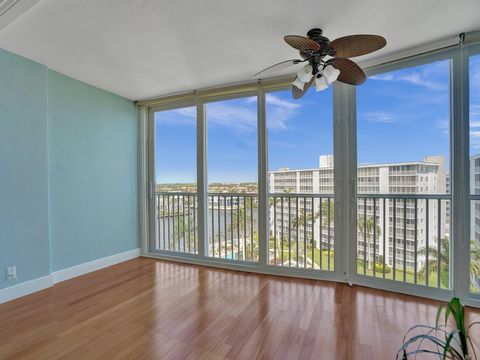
[471, 154, 480, 289]
[269, 155, 447, 269]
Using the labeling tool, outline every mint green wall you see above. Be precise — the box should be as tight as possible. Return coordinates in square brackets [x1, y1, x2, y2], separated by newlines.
[48, 71, 139, 271]
[0, 50, 51, 288]
[0, 48, 139, 289]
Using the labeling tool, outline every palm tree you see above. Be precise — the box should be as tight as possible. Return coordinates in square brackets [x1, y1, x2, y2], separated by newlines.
[246, 232, 259, 260]
[291, 209, 313, 230]
[227, 197, 257, 258]
[470, 240, 480, 291]
[417, 238, 480, 290]
[269, 196, 280, 208]
[357, 215, 381, 270]
[268, 188, 294, 261]
[229, 205, 254, 236]
[418, 237, 450, 287]
[172, 214, 196, 251]
[291, 208, 314, 266]
[319, 198, 334, 228]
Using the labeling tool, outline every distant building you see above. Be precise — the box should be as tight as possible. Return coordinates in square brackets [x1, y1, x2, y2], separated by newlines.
[446, 172, 450, 236]
[470, 154, 480, 289]
[269, 155, 447, 269]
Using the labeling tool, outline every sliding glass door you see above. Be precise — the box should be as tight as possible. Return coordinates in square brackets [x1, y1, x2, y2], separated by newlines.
[469, 50, 480, 296]
[144, 37, 480, 307]
[356, 56, 452, 291]
[266, 87, 334, 271]
[149, 104, 198, 254]
[205, 95, 259, 261]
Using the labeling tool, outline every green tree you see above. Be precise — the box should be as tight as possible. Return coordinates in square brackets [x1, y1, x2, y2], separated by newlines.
[319, 198, 334, 227]
[418, 238, 480, 290]
[357, 215, 381, 270]
[292, 208, 314, 230]
[268, 189, 294, 263]
[469, 240, 480, 292]
[246, 232, 259, 260]
[172, 214, 196, 251]
[269, 196, 280, 208]
[227, 197, 257, 258]
[291, 208, 314, 266]
[418, 237, 450, 287]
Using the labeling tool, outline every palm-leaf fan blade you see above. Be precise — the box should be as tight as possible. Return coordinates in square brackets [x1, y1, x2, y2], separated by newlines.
[330, 34, 386, 58]
[331, 58, 366, 85]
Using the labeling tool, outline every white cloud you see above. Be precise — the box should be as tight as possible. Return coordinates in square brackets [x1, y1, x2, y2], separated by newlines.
[266, 93, 300, 110]
[362, 111, 396, 123]
[370, 61, 448, 91]
[471, 56, 480, 93]
[268, 139, 301, 149]
[173, 107, 196, 118]
[370, 73, 395, 81]
[207, 101, 257, 132]
[370, 72, 446, 90]
[471, 130, 480, 149]
[471, 104, 480, 116]
[265, 93, 300, 130]
[154, 94, 301, 133]
[155, 106, 196, 125]
[436, 119, 449, 136]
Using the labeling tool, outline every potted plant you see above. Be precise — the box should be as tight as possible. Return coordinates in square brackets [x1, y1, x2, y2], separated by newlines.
[397, 297, 479, 359]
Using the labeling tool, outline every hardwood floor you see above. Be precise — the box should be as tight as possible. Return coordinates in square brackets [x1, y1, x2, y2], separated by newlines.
[0, 258, 479, 360]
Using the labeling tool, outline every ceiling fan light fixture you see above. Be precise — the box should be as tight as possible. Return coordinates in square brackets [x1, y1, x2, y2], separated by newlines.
[297, 64, 313, 82]
[315, 76, 328, 92]
[292, 76, 305, 90]
[254, 29, 386, 99]
[323, 65, 340, 84]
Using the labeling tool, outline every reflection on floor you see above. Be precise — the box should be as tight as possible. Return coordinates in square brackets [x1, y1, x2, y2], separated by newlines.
[0, 257, 478, 359]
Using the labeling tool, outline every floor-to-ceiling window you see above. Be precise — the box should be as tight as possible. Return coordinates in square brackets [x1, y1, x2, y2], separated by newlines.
[356, 58, 452, 289]
[150, 105, 198, 253]
[266, 87, 334, 270]
[206, 96, 259, 261]
[143, 38, 480, 307]
[469, 51, 480, 294]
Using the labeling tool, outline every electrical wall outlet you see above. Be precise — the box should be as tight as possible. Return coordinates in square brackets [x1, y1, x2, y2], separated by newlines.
[6, 266, 16, 280]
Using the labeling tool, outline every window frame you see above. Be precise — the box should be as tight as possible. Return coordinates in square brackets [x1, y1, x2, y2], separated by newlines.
[148, 100, 197, 257]
[138, 35, 480, 307]
[467, 43, 480, 302]
[350, 48, 456, 300]
[263, 84, 337, 273]
[202, 90, 260, 262]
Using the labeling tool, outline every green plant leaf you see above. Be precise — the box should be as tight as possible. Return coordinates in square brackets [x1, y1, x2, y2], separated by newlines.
[399, 297, 479, 360]
[442, 330, 459, 360]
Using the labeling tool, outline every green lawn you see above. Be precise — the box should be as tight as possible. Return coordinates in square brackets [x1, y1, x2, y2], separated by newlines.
[356, 261, 449, 289]
[269, 240, 333, 270]
[268, 240, 450, 289]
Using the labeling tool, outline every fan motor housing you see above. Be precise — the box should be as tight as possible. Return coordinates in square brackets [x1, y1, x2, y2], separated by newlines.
[307, 28, 332, 56]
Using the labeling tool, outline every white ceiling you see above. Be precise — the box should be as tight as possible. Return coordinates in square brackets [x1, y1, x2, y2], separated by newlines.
[0, 0, 478, 101]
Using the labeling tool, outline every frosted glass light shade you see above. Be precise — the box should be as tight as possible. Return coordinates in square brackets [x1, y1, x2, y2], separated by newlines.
[323, 65, 340, 84]
[297, 64, 313, 82]
[315, 76, 328, 92]
[292, 76, 305, 90]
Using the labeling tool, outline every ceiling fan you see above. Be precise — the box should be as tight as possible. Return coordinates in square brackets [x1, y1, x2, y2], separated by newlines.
[252, 28, 386, 99]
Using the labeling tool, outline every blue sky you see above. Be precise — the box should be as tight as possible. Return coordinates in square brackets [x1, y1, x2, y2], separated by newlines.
[155, 56, 480, 184]
[470, 54, 480, 153]
[358, 59, 450, 166]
